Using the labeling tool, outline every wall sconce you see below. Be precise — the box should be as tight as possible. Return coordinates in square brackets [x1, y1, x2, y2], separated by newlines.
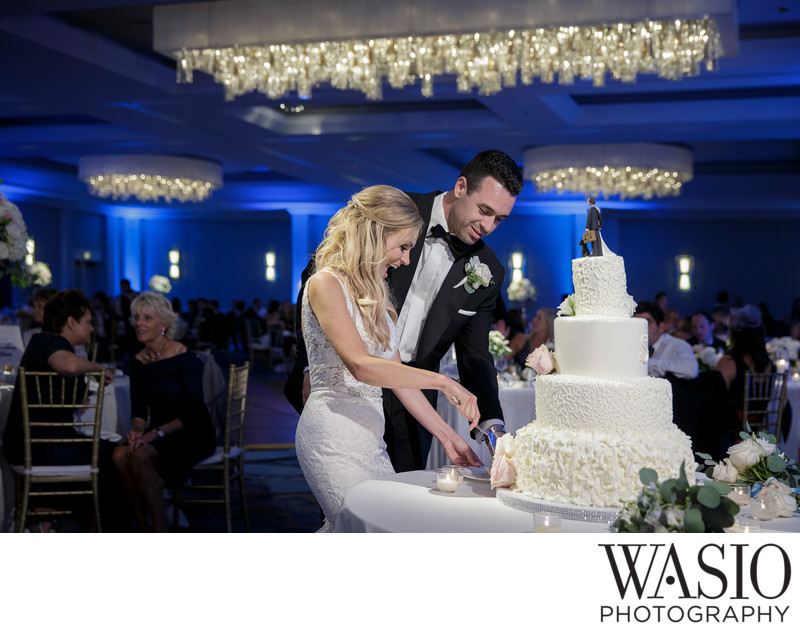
[168, 249, 180, 279]
[676, 255, 694, 292]
[25, 238, 35, 266]
[265, 251, 277, 281]
[509, 251, 524, 284]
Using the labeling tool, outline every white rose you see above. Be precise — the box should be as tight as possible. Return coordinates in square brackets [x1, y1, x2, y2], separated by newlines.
[711, 458, 740, 483]
[754, 437, 776, 457]
[727, 440, 762, 471]
[475, 263, 492, 285]
[6, 222, 23, 240]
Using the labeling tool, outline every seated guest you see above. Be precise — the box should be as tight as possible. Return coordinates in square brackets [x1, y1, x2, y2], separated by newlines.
[509, 307, 556, 368]
[22, 287, 59, 347]
[634, 300, 698, 380]
[715, 304, 790, 440]
[712, 305, 730, 344]
[689, 310, 727, 352]
[112, 291, 216, 532]
[2, 289, 120, 530]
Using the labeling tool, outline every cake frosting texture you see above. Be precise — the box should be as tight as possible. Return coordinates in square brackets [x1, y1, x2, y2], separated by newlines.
[503, 253, 696, 508]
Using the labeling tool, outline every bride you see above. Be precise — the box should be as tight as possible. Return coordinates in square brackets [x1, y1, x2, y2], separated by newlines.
[295, 185, 483, 531]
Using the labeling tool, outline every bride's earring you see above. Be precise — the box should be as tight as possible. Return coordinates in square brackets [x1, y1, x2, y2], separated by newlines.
[161, 329, 166, 336]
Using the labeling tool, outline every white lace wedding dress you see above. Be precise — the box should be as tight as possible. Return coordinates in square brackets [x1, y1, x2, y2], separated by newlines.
[295, 269, 396, 531]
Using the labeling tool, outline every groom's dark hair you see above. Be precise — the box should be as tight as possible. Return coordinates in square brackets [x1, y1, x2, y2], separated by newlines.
[460, 149, 523, 197]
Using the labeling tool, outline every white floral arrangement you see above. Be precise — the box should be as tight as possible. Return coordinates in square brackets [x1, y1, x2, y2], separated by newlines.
[693, 344, 723, 371]
[697, 427, 800, 517]
[0, 190, 31, 286]
[148, 274, 172, 295]
[454, 256, 492, 294]
[766, 337, 800, 362]
[557, 294, 575, 317]
[525, 344, 558, 376]
[488, 329, 512, 358]
[26, 260, 52, 287]
[506, 277, 536, 303]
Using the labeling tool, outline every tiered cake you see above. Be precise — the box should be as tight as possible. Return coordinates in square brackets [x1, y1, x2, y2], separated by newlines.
[499, 253, 696, 509]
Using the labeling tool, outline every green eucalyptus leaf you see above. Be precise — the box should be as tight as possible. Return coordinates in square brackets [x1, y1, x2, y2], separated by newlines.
[659, 479, 678, 503]
[739, 431, 752, 441]
[639, 468, 658, 486]
[684, 507, 705, 533]
[767, 455, 787, 473]
[704, 480, 731, 495]
[697, 484, 721, 508]
[702, 504, 736, 532]
[695, 452, 712, 461]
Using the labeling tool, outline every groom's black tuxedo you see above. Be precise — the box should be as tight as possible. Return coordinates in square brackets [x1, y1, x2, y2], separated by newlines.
[284, 190, 504, 471]
[382, 191, 504, 471]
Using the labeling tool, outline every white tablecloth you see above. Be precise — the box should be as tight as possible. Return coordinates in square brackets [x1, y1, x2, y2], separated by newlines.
[426, 380, 535, 469]
[335, 470, 800, 533]
[336, 470, 609, 533]
[0, 374, 130, 533]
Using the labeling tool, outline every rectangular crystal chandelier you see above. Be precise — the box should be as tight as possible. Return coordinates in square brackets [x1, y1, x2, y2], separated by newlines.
[154, 0, 738, 101]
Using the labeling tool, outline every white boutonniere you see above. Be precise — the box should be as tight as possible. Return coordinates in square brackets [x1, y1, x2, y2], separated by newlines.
[454, 256, 493, 294]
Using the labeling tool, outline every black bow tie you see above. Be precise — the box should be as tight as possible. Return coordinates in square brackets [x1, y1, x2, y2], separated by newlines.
[428, 224, 469, 258]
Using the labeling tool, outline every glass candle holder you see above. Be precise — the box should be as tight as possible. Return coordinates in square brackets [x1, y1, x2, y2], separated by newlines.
[728, 483, 751, 507]
[533, 513, 561, 533]
[436, 471, 459, 493]
[441, 465, 464, 486]
[749, 498, 773, 521]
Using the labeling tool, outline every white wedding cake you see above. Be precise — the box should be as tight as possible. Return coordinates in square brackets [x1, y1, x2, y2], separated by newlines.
[495, 252, 696, 509]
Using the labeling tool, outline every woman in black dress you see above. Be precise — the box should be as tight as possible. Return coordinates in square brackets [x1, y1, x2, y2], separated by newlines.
[112, 291, 216, 532]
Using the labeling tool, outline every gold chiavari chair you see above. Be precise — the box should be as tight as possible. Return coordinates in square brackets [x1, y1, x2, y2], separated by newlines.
[13, 369, 106, 532]
[170, 362, 250, 532]
[742, 371, 788, 439]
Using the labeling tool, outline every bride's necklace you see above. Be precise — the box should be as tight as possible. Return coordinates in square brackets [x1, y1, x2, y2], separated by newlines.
[147, 336, 169, 362]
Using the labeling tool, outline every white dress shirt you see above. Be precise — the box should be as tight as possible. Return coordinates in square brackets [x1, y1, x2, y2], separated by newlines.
[396, 194, 454, 363]
[395, 194, 503, 438]
[648, 333, 699, 380]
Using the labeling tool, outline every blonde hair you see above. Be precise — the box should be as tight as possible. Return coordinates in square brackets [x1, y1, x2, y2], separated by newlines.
[314, 185, 422, 347]
[131, 291, 178, 339]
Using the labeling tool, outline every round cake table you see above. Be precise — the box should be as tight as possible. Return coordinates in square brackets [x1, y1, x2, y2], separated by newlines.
[334, 470, 611, 533]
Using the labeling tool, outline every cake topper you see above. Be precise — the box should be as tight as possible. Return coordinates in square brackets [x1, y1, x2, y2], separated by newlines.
[579, 196, 603, 257]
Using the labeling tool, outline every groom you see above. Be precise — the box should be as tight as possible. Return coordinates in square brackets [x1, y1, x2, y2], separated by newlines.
[286, 150, 523, 472]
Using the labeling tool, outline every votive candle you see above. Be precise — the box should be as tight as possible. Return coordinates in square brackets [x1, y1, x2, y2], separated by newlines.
[728, 483, 751, 507]
[437, 472, 459, 493]
[533, 513, 561, 533]
[776, 358, 788, 374]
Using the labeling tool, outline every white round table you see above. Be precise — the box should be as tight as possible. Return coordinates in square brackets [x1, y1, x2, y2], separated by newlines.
[334, 470, 610, 533]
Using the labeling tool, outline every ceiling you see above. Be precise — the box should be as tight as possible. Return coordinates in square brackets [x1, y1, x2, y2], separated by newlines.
[0, 0, 799, 218]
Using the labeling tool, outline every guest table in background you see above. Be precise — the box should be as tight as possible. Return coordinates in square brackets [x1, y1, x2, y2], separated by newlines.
[427, 380, 535, 469]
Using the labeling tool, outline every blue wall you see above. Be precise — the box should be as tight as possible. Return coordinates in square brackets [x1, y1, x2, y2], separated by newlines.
[10, 202, 800, 329]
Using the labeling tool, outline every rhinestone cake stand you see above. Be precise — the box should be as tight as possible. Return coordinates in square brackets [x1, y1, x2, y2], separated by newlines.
[497, 489, 621, 523]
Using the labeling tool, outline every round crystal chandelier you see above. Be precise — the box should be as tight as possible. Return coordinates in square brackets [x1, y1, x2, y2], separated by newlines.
[172, 17, 722, 101]
[524, 144, 694, 200]
[78, 155, 223, 203]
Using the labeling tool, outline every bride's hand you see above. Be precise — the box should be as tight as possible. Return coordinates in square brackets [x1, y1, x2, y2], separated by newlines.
[441, 434, 483, 468]
[443, 380, 479, 430]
